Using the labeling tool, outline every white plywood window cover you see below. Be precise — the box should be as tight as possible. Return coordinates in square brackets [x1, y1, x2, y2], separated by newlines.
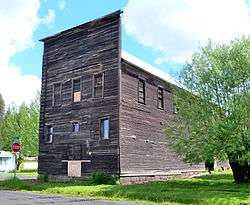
[68, 161, 81, 177]
[73, 91, 81, 102]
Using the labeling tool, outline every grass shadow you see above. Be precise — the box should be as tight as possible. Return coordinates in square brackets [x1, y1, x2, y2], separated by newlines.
[0, 172, 249, 205]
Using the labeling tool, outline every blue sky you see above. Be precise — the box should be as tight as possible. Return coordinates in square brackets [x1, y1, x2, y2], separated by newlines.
[1, 0, 250, 105]
[11, 0, 182, 78]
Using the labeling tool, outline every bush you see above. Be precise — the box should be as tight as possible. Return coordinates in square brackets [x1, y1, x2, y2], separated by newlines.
[91, 171, 117, 185]
[38, 173, 49, 182]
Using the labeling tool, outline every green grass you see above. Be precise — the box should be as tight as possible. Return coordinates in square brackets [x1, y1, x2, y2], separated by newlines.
[0, 171, 249, 205]
[0, 170, 37, 177]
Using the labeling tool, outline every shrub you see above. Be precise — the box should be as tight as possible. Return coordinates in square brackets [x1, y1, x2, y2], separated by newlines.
[38, 173, 49, 182]
[90, 171, 117, 185]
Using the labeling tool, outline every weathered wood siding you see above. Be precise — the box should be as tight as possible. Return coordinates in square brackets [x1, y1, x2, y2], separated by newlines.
[119, 60, 203, 176]
[38, 11, 121, 177]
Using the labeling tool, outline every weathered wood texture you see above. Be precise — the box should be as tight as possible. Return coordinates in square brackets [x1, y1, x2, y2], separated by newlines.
[39, 10, 203, 180]
[119, 60, 203, 176]
[38, 11, 121, 177]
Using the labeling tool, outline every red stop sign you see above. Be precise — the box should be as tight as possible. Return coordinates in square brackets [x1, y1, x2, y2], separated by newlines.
[12, 143, 21, 152]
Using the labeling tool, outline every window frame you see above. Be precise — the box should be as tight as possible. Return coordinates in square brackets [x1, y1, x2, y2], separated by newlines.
[93, 72, 104, 98]
[157, 86, 164, 109]
[52, 82, 62, 107]
[72, 77, 82, 103]
[45, 125, 53, 143]
[72, 122, 80, 133]
[100, 117, 110, 140]
[138, 78, 146, 104]
[173, 103, 178, 114]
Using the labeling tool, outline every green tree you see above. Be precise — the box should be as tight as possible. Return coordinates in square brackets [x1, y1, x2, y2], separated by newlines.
[0, 97, 40, 158]
[0, 93, 4, 122]
[166, 37, 250, 183]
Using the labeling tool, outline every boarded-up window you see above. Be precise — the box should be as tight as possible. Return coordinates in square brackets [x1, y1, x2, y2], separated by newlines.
[138, 79, 145, 104]
[67, 161, 81, 177]
[53, 83, 61, 106]
[72, 122, 80, 133]
[45, 125, 53, 143]
[158, 87, 164, 109]
[93, 73, 104, 98]
[73, 78, 81, 102]
[100, 118, 109, 139]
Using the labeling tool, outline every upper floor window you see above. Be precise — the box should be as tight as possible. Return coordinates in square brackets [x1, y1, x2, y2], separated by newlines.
[53, 83, 61, 106]
[93, 73, 104, 98]
[138, 79, 145, 104]
[73, 78, 81, 102]
[157, 87, 164, 109]
[173, 103, 178, 114]
[46, 125, 53, 143]
[100, 118, 109, 139]
[72, 122, 80, 133]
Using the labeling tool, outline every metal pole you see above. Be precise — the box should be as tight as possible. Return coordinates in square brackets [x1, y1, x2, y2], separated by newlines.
[13, 153, 17, 179]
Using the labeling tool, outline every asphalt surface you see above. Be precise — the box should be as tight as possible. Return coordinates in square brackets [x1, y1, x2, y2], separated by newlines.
[0, 191, 139, 205]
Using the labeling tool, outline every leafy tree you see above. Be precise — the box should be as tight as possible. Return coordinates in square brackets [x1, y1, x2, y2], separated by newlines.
[0, 93, 4, 122]
[166, 37, 250, 183]
[0, 97, 40, 159]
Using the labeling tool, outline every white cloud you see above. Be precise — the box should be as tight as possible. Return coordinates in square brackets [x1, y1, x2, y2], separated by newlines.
[0, 65, 40, 106]
[123, 0, 250, 64]
[41, 9, 56, 26]
[58, 0, 66, 10]
[0, 0, 55, 106]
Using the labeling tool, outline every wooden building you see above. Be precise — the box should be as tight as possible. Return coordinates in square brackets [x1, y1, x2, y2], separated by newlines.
[38, 10, 203, 183]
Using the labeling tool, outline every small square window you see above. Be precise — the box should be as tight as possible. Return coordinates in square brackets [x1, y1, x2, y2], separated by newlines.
[173, 103, 178, 114]
[100, 118, 109, 139]
[73, 78, 81, 102]
[93, 73, 104, 98]
[45, 125, 53, 143]
[72, 122, 80, 133]
[158, 87, 164, 109]
[53, 83, 61, 106]
[138, 79, 145, 104]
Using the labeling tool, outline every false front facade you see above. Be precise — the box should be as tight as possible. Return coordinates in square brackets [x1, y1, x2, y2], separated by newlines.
[38, 11, 203, 183]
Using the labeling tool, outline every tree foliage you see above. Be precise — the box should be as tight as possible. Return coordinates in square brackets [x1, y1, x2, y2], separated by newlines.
[0, 93, 4, 122]
[166, 37, 250, 183]
[0, 98, 40, 157]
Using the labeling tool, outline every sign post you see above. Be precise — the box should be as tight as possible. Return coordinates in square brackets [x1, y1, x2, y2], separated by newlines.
[12, 143, 21, 179]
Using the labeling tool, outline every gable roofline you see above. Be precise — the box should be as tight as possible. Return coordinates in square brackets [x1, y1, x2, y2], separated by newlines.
[121, 50, 182, 88]
[40, 10, 122, 42]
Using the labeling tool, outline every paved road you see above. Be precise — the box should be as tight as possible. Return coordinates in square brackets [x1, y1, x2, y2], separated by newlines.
[0, 191, 139, 205]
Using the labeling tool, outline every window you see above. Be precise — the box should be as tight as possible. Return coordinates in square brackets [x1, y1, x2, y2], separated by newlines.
[93, 73, 104, 98]
[0, 157, 8, 166]
[173, 103, 178, 114]
[46, 125, 53, 143]
[53, 83, 61, 106]
[100, 118, 109, 139]
[72, 122, 80, 133]
[138, 79, 145, 104]
[73, 78, 81, 102]
[157, 87, 164, 109]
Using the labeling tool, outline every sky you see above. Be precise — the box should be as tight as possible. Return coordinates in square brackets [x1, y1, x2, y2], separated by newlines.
[1, 0, 250, 106]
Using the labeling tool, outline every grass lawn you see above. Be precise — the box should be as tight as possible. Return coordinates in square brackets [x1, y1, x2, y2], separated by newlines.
[0, 170, 37, 177]
[0, 171, 249, 205]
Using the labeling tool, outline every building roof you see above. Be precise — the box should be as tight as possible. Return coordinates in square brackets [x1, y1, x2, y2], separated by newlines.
[0, 151, 14, 158]
[40, 10, 122, 42]
[39, 10, 182, 88]
[121, 50, 181, 87]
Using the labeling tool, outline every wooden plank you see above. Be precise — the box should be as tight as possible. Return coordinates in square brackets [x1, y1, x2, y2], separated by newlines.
[119, 60, 203, 175]
[38, 11, 121, 177]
